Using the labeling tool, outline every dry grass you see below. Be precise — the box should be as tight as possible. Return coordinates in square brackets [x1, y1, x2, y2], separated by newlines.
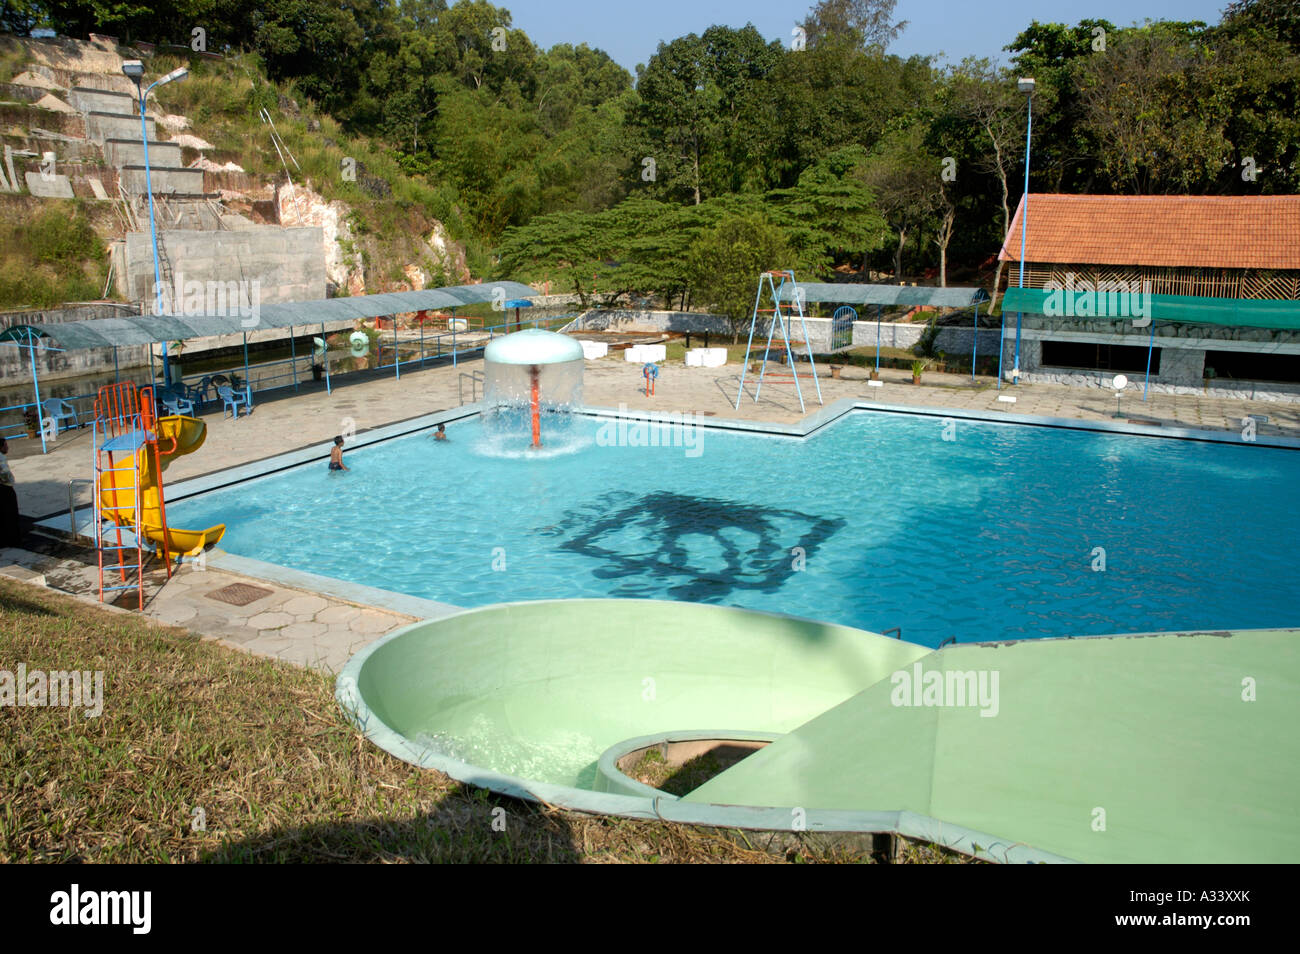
[0, 577, 970, 863]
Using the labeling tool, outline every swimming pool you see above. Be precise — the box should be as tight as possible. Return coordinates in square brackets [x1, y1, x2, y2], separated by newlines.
[170, 407, 1300, 646]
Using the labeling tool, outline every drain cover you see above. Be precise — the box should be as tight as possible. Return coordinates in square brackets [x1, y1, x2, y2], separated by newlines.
[205, 582, 275, 606]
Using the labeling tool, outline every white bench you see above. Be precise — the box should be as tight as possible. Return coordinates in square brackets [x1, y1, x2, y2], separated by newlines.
[579, 340, 608, 359]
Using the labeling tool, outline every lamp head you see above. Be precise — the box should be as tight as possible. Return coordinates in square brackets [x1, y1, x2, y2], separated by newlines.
[1017, 77, 1036, 94]
[159, 66, 189, 86]
[121, 59, 144, 81]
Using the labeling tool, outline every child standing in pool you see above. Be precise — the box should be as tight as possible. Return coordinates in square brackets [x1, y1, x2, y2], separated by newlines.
[434, 424, 447, 441]
[329, 435, 349, 472]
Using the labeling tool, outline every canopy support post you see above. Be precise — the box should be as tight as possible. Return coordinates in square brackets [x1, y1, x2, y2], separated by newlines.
[875, 304, 881, 374]
[242, 332, 250, 399]
[1143, 321, 1155, 402]
[971, 302, 979, 381]
[289, 325, 298, 391]
[29, 332, 47, 454]
[996, 305, 1006, 390]
[322, 323, 331, 395]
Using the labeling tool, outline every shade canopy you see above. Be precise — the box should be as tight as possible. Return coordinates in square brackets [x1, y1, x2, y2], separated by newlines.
[776, 283, 989, 308]
[1002, 287, 1300, 331]
[0, 282, 538, 351]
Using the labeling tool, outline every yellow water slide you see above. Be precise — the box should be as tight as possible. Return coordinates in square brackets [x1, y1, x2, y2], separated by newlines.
[98, 415, 225, 560]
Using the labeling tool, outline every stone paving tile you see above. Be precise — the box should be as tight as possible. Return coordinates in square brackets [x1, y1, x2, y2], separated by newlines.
[280, 620, 328, 640]
[283, 595, 329, 616]
[349, 610, 397, 634]
[314, 604, 360, 625]
[248, 610, 296, 630]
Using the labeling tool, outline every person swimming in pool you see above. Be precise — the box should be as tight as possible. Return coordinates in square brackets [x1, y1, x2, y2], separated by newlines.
[434, 423, 447, 441]
[329, 435, 349, 472]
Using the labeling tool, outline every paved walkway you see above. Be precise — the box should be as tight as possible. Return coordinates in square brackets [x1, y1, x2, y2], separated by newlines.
[4, 350, 1298, 674]
[0, 542, 414, 673]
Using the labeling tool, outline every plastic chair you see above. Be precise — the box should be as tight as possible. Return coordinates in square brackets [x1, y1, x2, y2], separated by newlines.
[218, 385, 251, 418]
[185, 376, 214, 406]
[159, 390, 194, 416]
[42, 397, 79, 434]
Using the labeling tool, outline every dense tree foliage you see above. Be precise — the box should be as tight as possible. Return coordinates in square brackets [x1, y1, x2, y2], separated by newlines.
[12, 0, 1300, 304]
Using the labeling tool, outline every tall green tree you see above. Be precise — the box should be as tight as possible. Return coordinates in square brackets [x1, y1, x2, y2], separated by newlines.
[689, 212, 795, 341]
[800, 0, 908, 51]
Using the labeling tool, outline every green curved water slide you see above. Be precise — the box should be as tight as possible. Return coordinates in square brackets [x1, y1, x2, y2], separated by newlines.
[338, 599, 1300, 863]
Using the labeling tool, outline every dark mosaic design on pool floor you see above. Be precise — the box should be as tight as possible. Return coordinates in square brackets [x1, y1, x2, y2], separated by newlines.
[541, 490, 845, 602]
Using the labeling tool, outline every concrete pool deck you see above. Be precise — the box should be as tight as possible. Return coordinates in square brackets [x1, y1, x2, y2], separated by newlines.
[4, 352, 1300, 674]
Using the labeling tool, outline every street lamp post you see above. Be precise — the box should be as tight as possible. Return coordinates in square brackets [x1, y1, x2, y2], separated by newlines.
[1011, 76, 1034, 385]
[121, 60, 187, 388]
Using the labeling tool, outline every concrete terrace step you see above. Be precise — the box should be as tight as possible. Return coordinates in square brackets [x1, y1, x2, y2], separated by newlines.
[117, 164, 205, 195]
[67, 85, 137, 115]
[84, 111, 156, 144]
[102, 137, 182, 169]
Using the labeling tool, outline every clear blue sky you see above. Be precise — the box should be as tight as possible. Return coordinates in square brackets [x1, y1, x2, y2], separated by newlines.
[501, 0, 1234, 74]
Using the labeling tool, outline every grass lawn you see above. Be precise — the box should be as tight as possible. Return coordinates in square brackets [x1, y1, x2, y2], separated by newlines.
[0, 577, 967, 863]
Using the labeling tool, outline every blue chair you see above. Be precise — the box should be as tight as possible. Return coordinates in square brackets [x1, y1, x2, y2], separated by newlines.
[159, 390, 194, 416]
[188, 376, 217, 406]
[42, 397, 79, 434]
[218, 384, 251, 418]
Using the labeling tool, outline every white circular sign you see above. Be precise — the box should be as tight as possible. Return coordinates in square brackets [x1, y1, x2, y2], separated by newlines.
[1112, 374, 1128, 391]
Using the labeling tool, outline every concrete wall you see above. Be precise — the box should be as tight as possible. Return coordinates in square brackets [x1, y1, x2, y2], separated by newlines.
[117, 164, 204, 195]
[0, 303, 150, 385]
[567, 310, 733, 336]
[1001, 317, 1300, 402]
[84, 111, 155, 144]
[113, 226, 327, 304]
[564, 309, 1002, 358]
[102, 138, 181, 168]
[67, 87, 137, 115]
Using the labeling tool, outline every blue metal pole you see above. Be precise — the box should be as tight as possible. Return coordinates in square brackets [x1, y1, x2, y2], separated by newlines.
[242, 332, 250, 403]
[28, 333, 47, 454]
[971, 302, 979, 381]
[452, 311, 458, 367]
[1143, 321, 1155, 401]
[138, 77, 170, 388]
[394, 317, 400, 381]
[1013, 90, 1033, 384]
[996, 307, 1005, 390]
[290, 325, 298, 391]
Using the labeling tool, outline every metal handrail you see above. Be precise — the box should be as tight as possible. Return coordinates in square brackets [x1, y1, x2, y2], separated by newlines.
[882, 626, 902, 640]
[67, 477, 94, 540]
[458, 370, 485, 405]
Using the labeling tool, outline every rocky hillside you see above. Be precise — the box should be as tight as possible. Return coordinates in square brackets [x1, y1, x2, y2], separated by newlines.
[0, 33, 480, 311]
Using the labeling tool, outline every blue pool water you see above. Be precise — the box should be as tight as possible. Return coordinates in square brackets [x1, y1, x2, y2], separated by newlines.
[169, 410, 1300, 647]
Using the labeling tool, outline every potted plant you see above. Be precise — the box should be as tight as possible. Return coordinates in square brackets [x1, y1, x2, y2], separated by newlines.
[935, 350, 947, 373]
[23, 408, 39, 438]
[312, 363, 324, 382]
[911, 359, 927, 384]
[829, 363, 844, 379]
